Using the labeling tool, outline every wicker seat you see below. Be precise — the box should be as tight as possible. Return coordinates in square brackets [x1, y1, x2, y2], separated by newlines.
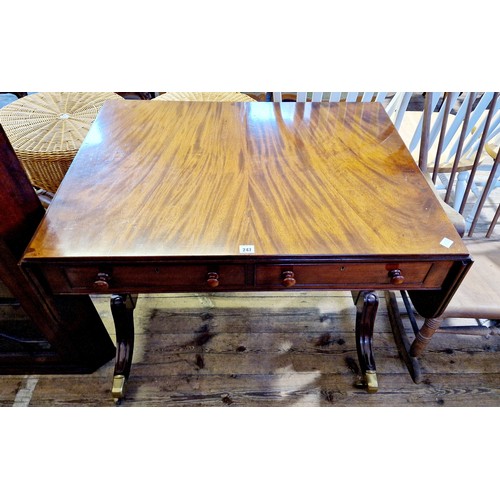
[153, 92, 256, 102]
[0, 92, 124, 193]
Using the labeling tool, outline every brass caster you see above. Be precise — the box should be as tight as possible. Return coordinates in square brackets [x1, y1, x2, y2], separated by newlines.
[354, 371, 379, 393]
[112, 374, 126, 403]
[365, 370, 378, 393]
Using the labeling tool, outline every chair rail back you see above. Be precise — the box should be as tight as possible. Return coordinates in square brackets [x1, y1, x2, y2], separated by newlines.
[418, 92, 499, 237]
[270, 92, 412, 130]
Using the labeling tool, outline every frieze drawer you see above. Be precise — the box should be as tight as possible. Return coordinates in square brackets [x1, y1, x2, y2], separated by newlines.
[40, 264, 247, 293]
[35, 260, 454, 294]
[255, 262, 453, 289]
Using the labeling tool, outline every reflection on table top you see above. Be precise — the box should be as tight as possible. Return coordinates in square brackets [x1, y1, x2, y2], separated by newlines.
[23, 101, 469, 261]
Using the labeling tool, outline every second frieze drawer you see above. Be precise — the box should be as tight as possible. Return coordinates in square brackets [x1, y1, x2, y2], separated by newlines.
[255, 262, 445, 289]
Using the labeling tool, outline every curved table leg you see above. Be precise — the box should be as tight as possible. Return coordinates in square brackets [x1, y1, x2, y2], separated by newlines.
[110, 294, 137, 403]
[352, 290, 379, 393]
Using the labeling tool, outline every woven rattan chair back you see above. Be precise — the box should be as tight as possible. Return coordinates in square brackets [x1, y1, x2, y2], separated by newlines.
[0, 92, 124, 193]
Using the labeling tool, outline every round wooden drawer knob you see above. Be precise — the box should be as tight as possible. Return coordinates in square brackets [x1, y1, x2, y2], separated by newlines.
[207, 272, 220, 288]
[282, 271, 296, 287]
[388, 269, 404, 285]
[93, 272, 110, 291]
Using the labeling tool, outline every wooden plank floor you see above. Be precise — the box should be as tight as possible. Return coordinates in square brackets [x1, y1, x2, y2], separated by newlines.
[1, 291, 498, 406]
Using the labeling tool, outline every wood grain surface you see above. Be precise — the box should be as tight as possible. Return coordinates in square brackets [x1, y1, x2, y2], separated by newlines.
[23, 101, 469, 261]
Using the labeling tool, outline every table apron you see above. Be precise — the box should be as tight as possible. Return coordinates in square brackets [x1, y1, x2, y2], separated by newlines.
[27, 259, 457, 295]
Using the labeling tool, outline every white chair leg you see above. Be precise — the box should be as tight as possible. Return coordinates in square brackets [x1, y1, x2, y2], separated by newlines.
[454, 171, 469, 211]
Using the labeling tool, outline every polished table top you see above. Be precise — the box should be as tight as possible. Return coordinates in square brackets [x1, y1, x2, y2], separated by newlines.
[23, 101, 469, 263]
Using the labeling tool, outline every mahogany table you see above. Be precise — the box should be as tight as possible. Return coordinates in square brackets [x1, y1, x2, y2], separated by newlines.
[21, 101, 472, 401]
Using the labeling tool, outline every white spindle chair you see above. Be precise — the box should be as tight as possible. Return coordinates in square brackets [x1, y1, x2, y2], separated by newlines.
[402, 92, 500, 223]
[270, 92, 412, 131]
